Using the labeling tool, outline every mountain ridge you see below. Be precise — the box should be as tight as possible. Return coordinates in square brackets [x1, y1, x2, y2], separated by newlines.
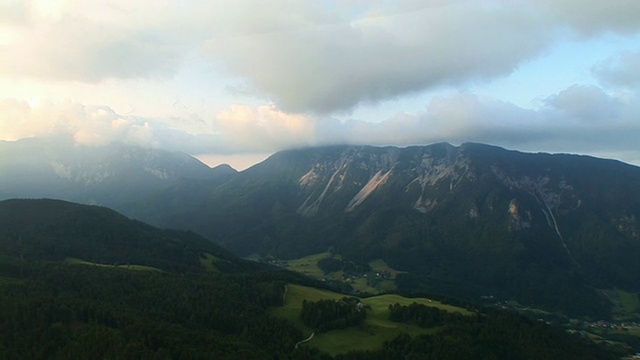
[0, 198, 249, 273]
[2, 138, 640, 319]
[171, 142, 640, 318]
[0, 137, 236, 216]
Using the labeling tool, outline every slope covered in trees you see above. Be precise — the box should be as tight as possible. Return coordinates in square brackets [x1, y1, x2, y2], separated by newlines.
[3, 141, 640, 321]
[0, 199, 628, 358]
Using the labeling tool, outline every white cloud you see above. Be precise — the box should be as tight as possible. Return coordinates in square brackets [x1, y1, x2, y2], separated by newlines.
[1, 13, 184, 81]
[2, 81, 640, 166]
[593, 49, 640, 88]
[537, 0, 640, 37]
[203, 86, 640, 165]
[0, 0, 211, 82]
[0, 98, 317, 154]
[2, 1, 640, 114]
[213, 104, 318, 152]
[545, 85, 622, 123]
[204, 0, 640, 113]
[2, 1, 640, 168]
[206, 2, 550, 113]
[0, 99, 170, 147]
[302, 86, 640, 164]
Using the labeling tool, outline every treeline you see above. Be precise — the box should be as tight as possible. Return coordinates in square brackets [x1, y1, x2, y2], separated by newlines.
[0, 255, 621, 359]
[292, 303, 620, 360]
[317, 258, 371, 275]
[0, 256, 302, 359]
[300, 297, 368, 332]
[388, 302, 467, 327]
[0, 199, 245, 274]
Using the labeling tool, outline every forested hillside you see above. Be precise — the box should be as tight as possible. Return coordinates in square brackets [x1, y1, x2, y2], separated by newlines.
[3, 141, 640, 321]
[0, 199, 624, 358]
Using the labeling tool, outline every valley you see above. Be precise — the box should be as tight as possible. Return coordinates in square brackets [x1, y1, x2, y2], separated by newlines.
[272, 284, 469, 356]
[263, 251, 640, 355]
[0, 198, 627, 358]
[2, 140, 640, 357]
[254, 251, 402, 294]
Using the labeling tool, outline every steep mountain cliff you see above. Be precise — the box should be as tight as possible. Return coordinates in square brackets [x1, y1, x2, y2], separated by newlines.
[159, 143, 640, 318]
[2, 139, 639, 318]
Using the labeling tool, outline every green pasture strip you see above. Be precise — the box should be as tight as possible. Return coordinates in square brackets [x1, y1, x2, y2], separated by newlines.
[64, 258, 161, 272]
[273, 284, 470, 356]
[199, 253, 220, 272]
[609, 288, 640, 321]
[368, 259, 406, 277]
[286, 252, 332, 278]
[363, 293, 471, 315]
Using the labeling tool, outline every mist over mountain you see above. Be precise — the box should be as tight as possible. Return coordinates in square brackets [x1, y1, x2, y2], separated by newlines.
[2, 138, 640, 319]
[0, 136, 235, 217]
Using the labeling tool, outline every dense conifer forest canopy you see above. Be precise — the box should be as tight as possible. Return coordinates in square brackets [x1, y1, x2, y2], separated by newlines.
[0, 199, 631, 358]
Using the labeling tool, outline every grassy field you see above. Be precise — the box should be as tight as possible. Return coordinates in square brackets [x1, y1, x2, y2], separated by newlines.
[503, 299, 551, 316]
[272, 284, 471, 356]
[347, 259, 403, 293]
[286, 252, 332, 278]
[369, 259, 406, 277]
[608, 288, 640, 321]
[64, 258, 161, 272]
[199, 253, 221, 272]
[262, 252, 406, 294]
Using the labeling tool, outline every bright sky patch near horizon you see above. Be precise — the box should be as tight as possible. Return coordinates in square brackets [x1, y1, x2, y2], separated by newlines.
[1, 0, 639, 170]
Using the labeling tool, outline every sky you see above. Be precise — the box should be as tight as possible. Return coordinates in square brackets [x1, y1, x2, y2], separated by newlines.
[1, 0, 640, 170]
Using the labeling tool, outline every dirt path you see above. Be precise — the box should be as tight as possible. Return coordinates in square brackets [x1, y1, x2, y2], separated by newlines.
[282, 284, 288, 305]
[294, 332, 315, 350]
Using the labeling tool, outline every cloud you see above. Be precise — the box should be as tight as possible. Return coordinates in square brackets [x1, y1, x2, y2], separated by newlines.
[205, 86, 640, 165]
[2, 82, 640, 166]
[213, 104, 318, 152]
[206, 2, 550, 113]
[0, 0, 214, 82]
[0, 99, 199, 150]
[545, 85, 622, 122]
[593, 49, 640, 88]
[0, 98, 318, 154]
[305, 86, 640, 163]
[3, 1, 640, 114]
[1, 13, 185, 81]
[0, 0, 26, 24]
[204, 1, 640, 113]
[0, 99, 139, 145]
[537, 0, 640, 37]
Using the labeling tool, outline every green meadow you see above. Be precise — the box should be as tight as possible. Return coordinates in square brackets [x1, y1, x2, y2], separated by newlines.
[64, 258, 161, 272]
[286, 252, 331, 278]
[199, 253, 221, 272]
[255, 252, 406, 294]
[271, 284, 471, 356]
[608, 288, 640, 321]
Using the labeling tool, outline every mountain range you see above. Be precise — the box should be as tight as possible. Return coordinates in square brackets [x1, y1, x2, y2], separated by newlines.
[0, 136, 235, 215]
[2, 137, 640, 320]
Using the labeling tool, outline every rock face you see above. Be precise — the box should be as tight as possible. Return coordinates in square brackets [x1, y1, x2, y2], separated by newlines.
[3, 139, 640, 319]
[174, 143, 640, 319]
